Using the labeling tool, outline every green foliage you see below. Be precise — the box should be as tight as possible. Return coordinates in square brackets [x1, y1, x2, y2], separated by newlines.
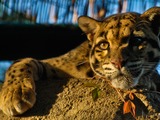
[84, 82, 101, 101]
[92, 87, 101, 101]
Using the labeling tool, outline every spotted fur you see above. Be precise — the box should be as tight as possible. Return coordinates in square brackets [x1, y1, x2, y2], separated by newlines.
[0, 7, 160, 116]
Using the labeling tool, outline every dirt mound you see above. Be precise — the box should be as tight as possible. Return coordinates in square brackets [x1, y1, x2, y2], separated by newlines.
[0, 78, 160, 120]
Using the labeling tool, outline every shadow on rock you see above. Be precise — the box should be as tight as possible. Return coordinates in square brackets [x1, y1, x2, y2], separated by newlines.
[20, 77, 69, 117]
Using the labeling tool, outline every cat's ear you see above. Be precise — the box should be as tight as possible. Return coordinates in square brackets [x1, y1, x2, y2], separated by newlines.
[78, 16, 101, 41]
[141, 7, 160, 36]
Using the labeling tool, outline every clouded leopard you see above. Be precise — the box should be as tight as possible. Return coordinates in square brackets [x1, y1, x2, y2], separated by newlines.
[0, 7, 160, 116]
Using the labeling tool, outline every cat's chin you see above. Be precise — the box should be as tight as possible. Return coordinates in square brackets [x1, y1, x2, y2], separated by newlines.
[110, 75, 139, 90]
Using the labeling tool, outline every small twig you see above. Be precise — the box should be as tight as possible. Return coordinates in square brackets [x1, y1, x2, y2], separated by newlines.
[115, 88, 125, 102]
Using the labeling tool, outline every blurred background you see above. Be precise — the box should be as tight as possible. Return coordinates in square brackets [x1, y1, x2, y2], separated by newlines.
[0, 0, 160, 82]
[1, 0, 160, 24]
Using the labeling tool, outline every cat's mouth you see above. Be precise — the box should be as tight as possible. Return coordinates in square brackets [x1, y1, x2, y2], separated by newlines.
[92, 63, 143, 89]
[103, 67, 143, 90]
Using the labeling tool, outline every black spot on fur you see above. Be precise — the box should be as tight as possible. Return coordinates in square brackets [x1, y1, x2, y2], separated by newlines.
[76, 63, 84, 71]
[125, 23, 129, 26]
[109, 26, 114, 29]
[61, 58, 65, 61]
[8, 72, 11, 76]
[99, 32, 105, 37]
[11, 75, 15, 79]
[117, 21, 122, 28]
[8, 80, 13, 84]
[113, 16, 118, 21]
[20, 68, 24, 72]
[27, 70, 32, 74]
[86, 70, 94, 77]
[130, 19, 135, 24]
[56, 59, 59, 63]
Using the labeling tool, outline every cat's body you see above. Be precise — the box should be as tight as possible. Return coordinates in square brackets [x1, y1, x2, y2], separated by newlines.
[1, 7, 160, 116]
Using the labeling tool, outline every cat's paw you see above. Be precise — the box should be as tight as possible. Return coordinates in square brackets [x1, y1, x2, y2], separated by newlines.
[0, 78, 36, 116]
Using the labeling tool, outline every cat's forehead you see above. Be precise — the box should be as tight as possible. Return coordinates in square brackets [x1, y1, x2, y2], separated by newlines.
[103, 12, 139, 26]
[98, 13, 140, 42]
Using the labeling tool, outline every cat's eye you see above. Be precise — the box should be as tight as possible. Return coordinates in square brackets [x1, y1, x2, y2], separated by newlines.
[134, 37, 144, 45]
[132, 37, 146, 50]
[135, 37, 142, 42]
[99, 42, 109, 50]
[133, 39, 147, 51]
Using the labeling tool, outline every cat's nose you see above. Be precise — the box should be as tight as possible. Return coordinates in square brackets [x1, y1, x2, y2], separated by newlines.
[111, 60, 121, 69]
[111, 59, 126, 69]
